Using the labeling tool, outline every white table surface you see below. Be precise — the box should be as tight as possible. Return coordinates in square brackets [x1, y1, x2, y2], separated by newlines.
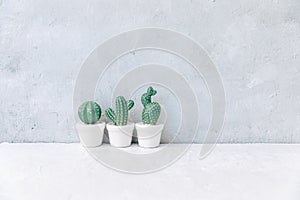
[0, 143, 299, 200]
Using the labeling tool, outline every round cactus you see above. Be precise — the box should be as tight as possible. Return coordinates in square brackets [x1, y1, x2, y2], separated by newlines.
[141, 87, 161, 125]
[78, 101, 102, 124]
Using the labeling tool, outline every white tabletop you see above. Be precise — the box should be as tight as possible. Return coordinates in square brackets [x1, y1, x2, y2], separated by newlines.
[0, 143, 299, 200]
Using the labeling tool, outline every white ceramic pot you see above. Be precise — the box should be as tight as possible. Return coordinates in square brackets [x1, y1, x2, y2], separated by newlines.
[75, 122, 105, 147]
[135, 123, 164, 148]
[106, 123, 134, 147]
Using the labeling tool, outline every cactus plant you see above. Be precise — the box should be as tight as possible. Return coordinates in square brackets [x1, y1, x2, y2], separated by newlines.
[105, 96, 134, 126]
[78, 101, 102, 124]
[141, 86, 161, 125]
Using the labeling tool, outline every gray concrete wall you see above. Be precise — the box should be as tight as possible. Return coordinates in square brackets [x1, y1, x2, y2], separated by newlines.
[0, 0, 299, 143]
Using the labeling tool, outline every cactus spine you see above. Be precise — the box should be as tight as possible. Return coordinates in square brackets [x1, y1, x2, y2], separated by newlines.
[105, 96, 134, 126]
[142, 87, 161, 125]
[78, 101, 102, 124]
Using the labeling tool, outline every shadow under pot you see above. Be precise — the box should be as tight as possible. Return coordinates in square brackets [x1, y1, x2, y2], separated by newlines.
[106, 122, 134, 147]
[76, 122, 105, 147]
[135, 123, 164, 148]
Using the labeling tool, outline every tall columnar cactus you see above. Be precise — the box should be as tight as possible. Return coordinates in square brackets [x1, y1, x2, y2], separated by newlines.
[105, 96, 134, 126]
[142, 86, 161, 125]
[78, 101, 102, 124]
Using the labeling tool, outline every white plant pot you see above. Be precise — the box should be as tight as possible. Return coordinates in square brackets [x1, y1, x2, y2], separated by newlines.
[75, 122, 105, 147]
[106, 123, 134, 147]
[135, 123, 164, 148]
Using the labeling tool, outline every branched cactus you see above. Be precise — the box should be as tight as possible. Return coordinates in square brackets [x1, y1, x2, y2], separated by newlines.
[78, 101, 102, 124]
[142, 86, 161, 125]
[105, 96, 134, 126]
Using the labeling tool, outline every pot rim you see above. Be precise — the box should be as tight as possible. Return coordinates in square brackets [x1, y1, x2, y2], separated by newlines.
[135, 122, 165, 128]
[76, 121, 106, 127]
[106, 122, 134, 128]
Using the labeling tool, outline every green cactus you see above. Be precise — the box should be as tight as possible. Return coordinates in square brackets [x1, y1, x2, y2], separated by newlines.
[78, 101, 102, 124]
[105, 96, 134, 126]
[142, 87, 161, 125]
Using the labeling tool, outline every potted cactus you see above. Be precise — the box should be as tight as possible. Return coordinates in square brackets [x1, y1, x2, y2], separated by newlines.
[75, 101, 105, 147]
[105, 96, 135, 147]
[135, 86, 164, 148]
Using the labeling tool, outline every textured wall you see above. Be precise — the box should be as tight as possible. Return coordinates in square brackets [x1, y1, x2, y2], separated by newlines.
[0, 0, 299, 143]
